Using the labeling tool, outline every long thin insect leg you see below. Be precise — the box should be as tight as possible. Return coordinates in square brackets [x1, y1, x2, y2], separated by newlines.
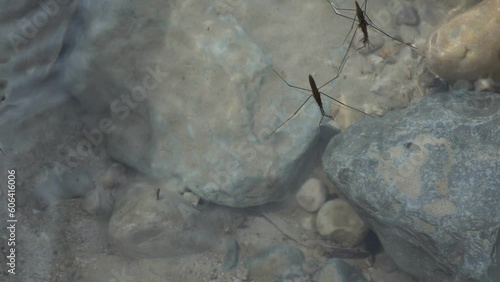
[363, 15, 416, 49]
[271, 94, 313, 134]
[359, 0, 415, 49]
[328, 0, 416, 49]
[319, 90, 375, 118]
[317, 27, 358, 89]
[324, 0, 357, 20]
[324, 0, 357, 48]
[273, 69, 312, 93]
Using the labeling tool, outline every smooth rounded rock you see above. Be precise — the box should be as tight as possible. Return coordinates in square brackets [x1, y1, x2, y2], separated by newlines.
[316, 199, 368, 247]
[183, 191, 200, 206]
[396, 5, 420, 26]
[426, 0, 500, 82]
[99, 163, 126, 188]
[316, 258, 367, 282]
[243, 244, 305, 281]
[296, 178, 327, 212]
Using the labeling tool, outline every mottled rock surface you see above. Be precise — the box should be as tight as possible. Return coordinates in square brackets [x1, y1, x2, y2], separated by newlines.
[322, 91, 500, 281]
[427, 0, 500, 82]
[62, 0, 341, 207]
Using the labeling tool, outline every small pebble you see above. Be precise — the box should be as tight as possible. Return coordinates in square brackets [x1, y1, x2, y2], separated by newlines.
[100, 163, 126, 188]
[316, 258, 367, 282]
[243, 244, 305, 281]
[183, 191, 200, 206]
[296, 178, 326, 212]
[398, 25, 420, 45]
[474, 77, 495, 92]
[316, 199, 368, 247]
[81, 188, 100, 215]
[222, 239, 240, 271]
[396, 5, 420, 26]
[451, 79, 472, 91]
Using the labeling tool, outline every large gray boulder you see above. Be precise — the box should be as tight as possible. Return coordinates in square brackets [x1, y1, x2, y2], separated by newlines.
[63, 0, 340, 207]
[322, 91, 500, 281]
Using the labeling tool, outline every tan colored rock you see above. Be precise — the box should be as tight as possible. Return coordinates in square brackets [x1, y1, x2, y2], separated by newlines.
[99, 163, 126, 188]
[182, 191, 200, 206]
[295, 178, 327, 212]
[427, 0, 500, 82]
[315, 199, 368, 247]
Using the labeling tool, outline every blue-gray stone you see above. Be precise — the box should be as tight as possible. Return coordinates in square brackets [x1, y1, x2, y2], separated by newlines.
[243, 243, 305, 281]
[222, 239, 239, 271]
[315, 258, 367, 282]
[322, 91, 500, 282]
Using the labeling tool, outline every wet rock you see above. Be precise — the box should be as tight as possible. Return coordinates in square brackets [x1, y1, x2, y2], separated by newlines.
[296, 178, 327, 212]
[81, 188, 100, 215]
[33, 170, 94, 209]
[427, 0, 500, 82]
[474, 77, 496, 92]
[81, 185, 114, 215]
[322, 91, 500, 282]
[61, 170, 94, 196]
[99, 163, 126, 188]
[222, 239, 240, 271]
[108, 182, 219, 258]
[243, 244, 305, 281]
[315, 199, 368, 247]
[183, 191, 200, 206]
[315, 258, 367, 282]
[396, 6, 420, 26]
[63, 0, 337, 208]
[367, 253, 418, 282]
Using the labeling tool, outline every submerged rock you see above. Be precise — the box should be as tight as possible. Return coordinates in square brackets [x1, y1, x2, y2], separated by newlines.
[315, 258, 367, 282]
[322, 91, 500, 281]
[108, 183, 219, 258]
[62, 0, 337, 207]
[427, 0, 500, 82]
[296, 177, 327, 212]
[243, 244, 305, 281]
[316, 199, 368, 247]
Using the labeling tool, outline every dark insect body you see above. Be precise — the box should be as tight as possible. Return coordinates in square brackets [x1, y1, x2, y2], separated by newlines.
[325, 0, 416, 50]
[271, 69, 374, 134]
[270, 0, 417, 134]
[354, 1, 369, 48]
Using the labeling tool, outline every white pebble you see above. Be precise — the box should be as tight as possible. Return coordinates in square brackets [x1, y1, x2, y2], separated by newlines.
[183, 192, 200, 206]
[296, 178, 326, 212]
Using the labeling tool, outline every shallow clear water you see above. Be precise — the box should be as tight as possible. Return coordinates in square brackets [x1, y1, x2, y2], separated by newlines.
[0, 0, 493, 281]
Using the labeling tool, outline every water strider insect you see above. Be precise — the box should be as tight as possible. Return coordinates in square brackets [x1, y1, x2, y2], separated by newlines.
[270, 0, 411, 134]
[271, 67, 374, 134]
[325, 0, 416, 51]
[270, 19, 376, 134]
